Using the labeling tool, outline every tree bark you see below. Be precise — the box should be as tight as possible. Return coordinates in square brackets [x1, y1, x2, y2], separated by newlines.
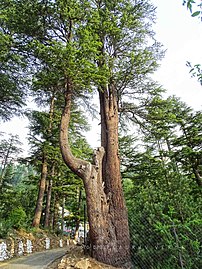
[0, 137, 14, 184]
[59, 84, 131, 267]
[53, 194, 60, 232]
[181, 126, 202, 187]
[44, 164, 54, 228]
[74, 188, 82, 242]
[32, 154, 47, 227]
[33, 92, 56, 227]
[97, 85, 131, 267]
[193, 167, 202, 187]
[61, 196, 65, 233]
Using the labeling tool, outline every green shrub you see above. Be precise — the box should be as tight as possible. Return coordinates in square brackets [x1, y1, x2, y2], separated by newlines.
[7, 207, 27, 229]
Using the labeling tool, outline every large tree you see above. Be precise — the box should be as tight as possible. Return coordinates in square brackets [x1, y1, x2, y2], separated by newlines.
[59, 1, 161, 266]
[1, 0, 162, 266]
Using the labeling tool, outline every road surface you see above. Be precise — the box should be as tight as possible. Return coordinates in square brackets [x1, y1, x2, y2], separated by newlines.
[0, 248, 67, 269]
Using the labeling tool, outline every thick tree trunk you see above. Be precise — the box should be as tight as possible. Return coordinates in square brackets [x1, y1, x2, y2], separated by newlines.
[95, 86, 131, 267]
[32, 154, 47, 227]
[59, 85, 131, 268]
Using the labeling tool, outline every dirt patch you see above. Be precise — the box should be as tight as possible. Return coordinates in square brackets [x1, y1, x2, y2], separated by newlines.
[52, 246, 121, 269]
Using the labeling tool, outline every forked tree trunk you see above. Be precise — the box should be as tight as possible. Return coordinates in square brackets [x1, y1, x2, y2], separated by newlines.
[60, 85, 131, 268]
[32, 154, 47, 227]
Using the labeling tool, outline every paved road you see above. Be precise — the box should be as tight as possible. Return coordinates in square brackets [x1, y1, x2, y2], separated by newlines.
[0, 248, 67, 269]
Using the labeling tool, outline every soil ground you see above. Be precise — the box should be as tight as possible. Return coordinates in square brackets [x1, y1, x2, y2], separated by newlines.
[49, 246, 121, 269]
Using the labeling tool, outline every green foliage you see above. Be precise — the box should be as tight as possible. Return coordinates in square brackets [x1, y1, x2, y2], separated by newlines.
[121, 96, 202, 268]
[0, 73, 26, 121]
[123, 153, 202, 268]
[182, 1, 201, 85]
[0, 1, 29, 121]
[0, 4, 201, 269]
[186, 62, 202, 85]
[0, 161, 38, 237]
[0, 133, 23, 188]
[6, 207, 27, 229]
[25, 92, 92, 231]
[183, 0, 202, 19]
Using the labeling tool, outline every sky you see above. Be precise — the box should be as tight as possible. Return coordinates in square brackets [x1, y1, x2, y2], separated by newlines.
[152, 0, 202, 109]
[1, 0, 202, 154]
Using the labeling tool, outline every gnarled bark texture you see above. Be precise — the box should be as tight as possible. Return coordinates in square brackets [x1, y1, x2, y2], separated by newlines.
[60, 85, 131, 268]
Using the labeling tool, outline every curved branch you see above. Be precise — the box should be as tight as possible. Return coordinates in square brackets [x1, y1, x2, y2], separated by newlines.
[59, 86, 89, 180]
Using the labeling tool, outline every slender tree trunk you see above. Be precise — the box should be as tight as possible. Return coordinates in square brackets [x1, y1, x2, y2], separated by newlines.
[44, 164, 54, 228]
[74, 188, 82, 242]
[172, 222, 185, 269]
[60, 85, 132, 267]
[61, 197, 65, 233]
[48, 94, 55, 135]
[33, 93, 56, 228]
[49, 193, 55, 230]
[166, 138, 180, 173]
[53, 194, 60, 232]
[181, 126, 202, 187]
[32, 154, 47, 227]
[0, 138, 13, 182]
[192, 167, 202, 187]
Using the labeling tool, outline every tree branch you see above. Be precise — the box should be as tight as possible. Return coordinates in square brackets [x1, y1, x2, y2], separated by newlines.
[59, 83, 90, 180]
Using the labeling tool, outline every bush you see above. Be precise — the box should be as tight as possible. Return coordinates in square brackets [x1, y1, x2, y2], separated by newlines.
[7, 207, 27, 229]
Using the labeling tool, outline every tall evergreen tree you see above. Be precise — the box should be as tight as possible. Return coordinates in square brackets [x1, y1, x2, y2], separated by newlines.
[0, 134, 22, 189]
[1, 0, 163, 266]
[0, 1, 29, 121]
